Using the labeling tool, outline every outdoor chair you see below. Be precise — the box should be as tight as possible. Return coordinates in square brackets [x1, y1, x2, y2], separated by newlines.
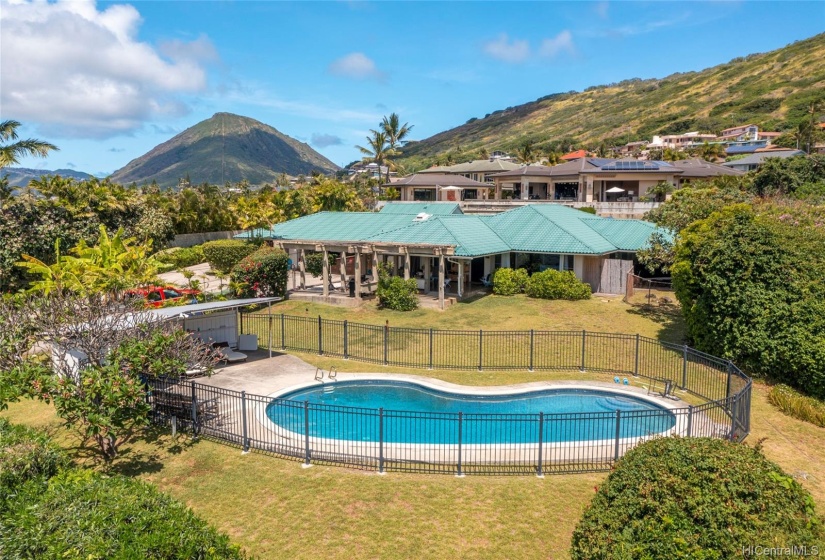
[218, 346, 247, 363]
[481, 274, 493, 288]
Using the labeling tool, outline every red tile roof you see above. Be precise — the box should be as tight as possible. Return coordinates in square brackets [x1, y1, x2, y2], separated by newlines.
[560, 149, 588, 161]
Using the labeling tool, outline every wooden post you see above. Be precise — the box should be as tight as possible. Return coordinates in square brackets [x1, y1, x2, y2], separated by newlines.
[339, 250, 347, 293]
[371, 248, 379, 281]
[298, 249, 306, 290]
[354, 247, 362, 301]
[321, 246, 329, 297]
[457, 260, 464, 299]
[403, 250, 411, 280]
[438, 253, 445, 310]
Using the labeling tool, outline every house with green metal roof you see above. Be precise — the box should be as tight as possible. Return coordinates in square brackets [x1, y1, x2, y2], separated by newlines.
[238, 204, 664, 307]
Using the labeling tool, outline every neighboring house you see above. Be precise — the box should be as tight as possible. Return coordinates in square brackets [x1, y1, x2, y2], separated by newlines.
[347, 162, 395, 181]
[757, 131, 782, 142]
[377, 202, 464, 215]
[722, 149, 805, 172]
[617, 141, 648, 155]
[239, 203, 666, 304]
[389, 173, 493, 202]
[720, 124, 759, 142]
[560, 149, 589, 161]
[488, 158, 743, 202]
[725, 139, 770, 155]
[417, 159, 521, 184]
[650, 132, 718, 149]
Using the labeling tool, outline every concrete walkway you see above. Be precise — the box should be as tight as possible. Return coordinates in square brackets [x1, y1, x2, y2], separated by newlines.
[158, 262, 225, 294]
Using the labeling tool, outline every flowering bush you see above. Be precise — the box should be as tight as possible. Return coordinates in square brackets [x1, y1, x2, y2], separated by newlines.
[231, 246, 289, 298]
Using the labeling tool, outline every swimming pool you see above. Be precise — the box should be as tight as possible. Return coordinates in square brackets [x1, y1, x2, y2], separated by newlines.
[265, 380, 676, 444]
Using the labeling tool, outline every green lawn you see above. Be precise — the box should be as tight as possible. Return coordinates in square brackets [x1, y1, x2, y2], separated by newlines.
[4, 297, 824, 559]
[263, 294, 685, 342]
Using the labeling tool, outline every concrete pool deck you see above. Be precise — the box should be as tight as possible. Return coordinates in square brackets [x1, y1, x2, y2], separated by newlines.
[200, 350, 688, 409]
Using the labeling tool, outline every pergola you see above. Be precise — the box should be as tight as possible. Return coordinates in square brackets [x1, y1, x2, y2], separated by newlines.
[272, 240, 460, 310]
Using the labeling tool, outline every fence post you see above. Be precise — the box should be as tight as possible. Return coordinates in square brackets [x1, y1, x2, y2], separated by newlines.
[281, 313, 286, 349]
[529, 329, 534, 372]
[728, 394, 738, 441]
[686, 405, 693, 438]
[190, 381, 198, 438]
[268, 316, 273, 358]
[478, 330, 483, 371]
[344, 320, 349, 359]
[303, 400, 312, 467]
[537, 412, 544, 477]
[241, 391, 249, 453]
[725, 361, 733, 398]
[681, 345, 689, 389]
[378, 408, 384, 474]
[634, 334, 640, 377]
[456, 412, 463, 477]
[429, 328, 434, 370]
[318, 316, 323, 356]
[384, 322, 389, 366]
[613, 409, 621, 462]
[580, 330, 586, 372]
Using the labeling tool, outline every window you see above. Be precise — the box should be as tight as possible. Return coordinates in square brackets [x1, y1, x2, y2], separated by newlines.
[147, 291, 163, 302]
[413, 189, 435, 201]
[163, 289, 182, 299]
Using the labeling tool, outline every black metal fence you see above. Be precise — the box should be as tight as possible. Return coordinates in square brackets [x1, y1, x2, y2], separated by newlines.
[146, 313, 752, 476]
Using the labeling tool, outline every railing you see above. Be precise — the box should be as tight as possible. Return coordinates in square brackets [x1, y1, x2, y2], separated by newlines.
[146, 313, 751, 476]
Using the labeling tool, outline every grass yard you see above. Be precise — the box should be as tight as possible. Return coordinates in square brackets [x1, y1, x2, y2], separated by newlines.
[4, 296, 824, 559]
[263, 294, 685, 342]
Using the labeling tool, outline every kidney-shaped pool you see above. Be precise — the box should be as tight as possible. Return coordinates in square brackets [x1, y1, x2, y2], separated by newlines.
[265, 380, 676, 444]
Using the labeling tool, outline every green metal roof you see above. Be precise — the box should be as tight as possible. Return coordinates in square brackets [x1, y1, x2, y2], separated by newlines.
[482, 205, 617, 254]
[236, 204, 663, 257]
[378, 202, 463, 215]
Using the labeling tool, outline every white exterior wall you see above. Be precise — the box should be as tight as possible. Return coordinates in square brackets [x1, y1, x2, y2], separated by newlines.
[573, 255, 584, 281]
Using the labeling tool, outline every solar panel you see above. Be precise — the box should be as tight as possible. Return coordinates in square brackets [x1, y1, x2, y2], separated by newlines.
[599, 160, 661, 171]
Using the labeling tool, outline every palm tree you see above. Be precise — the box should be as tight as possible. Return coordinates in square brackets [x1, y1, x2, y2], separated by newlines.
[379, 113, 413, 182]
[516, 141, 534, 164]
[0, 120, 58, 168]
[356, 130, 393, 183]
[478, 146, 490, 160]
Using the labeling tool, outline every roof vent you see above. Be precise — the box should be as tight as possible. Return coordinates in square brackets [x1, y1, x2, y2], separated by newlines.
[413, 212, 431, 222]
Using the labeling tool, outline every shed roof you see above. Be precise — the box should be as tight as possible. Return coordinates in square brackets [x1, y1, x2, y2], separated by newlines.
[721, 150, 805, 167]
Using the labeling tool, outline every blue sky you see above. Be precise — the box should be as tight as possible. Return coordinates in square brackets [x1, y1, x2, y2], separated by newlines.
[1, 0, 823, 176]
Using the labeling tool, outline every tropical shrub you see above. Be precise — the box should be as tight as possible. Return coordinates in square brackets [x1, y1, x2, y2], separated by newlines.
[0, 470, 247, 559]
[377, 266, 418, 311]
[154, 245, 206, 269]
[571, 438, 824, 559]
[202, 239, 257, 272]
[492, 268, 528, 296]
[672, 204, 825, 398]
[231, 246, 289, 298]
[304, 251, 335, 278]
[768, 384, 825, 428]
[577, 206, 596, 214]
[525, 269, 591, 300]
[750, 153, 825, 197]
[0, 418, 67, 509]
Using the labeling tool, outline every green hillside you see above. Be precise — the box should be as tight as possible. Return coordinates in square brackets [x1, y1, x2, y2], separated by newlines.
[110, 113, 340, 188]
[400, 33, 825, 167]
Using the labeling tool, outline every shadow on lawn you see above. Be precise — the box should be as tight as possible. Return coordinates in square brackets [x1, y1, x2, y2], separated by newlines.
[102, 426, 196, 477]
[626, 303, 685, 343]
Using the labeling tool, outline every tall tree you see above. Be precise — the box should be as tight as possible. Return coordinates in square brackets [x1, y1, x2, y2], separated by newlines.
[516, 141, 534, 164]
[379, 113, 413, 182]
[0, 120, 58, 168]
[356, 130, 393, 183]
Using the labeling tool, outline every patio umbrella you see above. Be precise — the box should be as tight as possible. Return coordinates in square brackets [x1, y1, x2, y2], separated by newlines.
[606, 186, 626, 193]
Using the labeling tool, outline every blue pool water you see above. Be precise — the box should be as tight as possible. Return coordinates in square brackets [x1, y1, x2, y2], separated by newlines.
[265, 380, 676, 444]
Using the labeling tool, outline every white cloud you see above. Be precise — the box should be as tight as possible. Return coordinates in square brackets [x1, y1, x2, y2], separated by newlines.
[310, 133, 343, 148]
[539, 31, 576, 58]
[0, 0, 215, 138]
[483, 34, 530, 63]
[328, 52, 386, 81]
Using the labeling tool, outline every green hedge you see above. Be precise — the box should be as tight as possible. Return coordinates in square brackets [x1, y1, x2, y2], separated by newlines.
[525, 269, 591, 300]
[0, 470, 247, 559]
[571, 438, 824, 559]
[154, 245, 206, 269]
[202, 240, 258, 273]
[492, 268, 528, 296]
[0, 418, 68, 509]
[231, 246, 289, 298]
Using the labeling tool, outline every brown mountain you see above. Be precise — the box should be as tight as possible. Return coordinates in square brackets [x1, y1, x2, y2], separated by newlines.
[110, 113, 340, 188]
